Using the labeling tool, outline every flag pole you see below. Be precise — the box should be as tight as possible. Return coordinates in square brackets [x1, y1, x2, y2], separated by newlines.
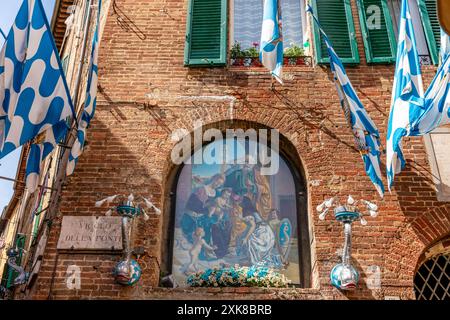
[0, 175, 57, 191]
[46, 0, 95, 221]
[271, 0, 281, 90]
[0, 28, 6, 40]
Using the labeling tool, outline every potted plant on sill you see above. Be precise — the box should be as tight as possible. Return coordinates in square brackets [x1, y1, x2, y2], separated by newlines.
[284, 44, 306, 65]
[244, 42, 262, 67]
[230, 41, 246, 66]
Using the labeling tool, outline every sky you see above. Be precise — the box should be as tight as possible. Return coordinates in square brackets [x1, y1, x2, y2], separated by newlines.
[0, 0, 56, 213]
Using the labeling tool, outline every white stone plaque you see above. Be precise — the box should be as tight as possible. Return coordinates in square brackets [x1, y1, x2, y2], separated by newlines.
[57, 216, 123, 250]
[424, 128, 450, 201]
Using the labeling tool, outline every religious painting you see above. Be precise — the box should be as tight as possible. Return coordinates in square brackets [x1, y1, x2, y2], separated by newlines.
[172, 138, 301, 285]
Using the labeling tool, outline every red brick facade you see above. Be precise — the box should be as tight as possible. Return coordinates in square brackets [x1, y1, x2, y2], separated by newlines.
[22, 0, 450, 300]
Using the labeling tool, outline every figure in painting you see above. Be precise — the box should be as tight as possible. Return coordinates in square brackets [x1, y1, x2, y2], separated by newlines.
[277, 218, 292, 265]
[253, 164, 273, 220]
[246, 211, 283, 269]
[180, 173, 224, 243]
[268, 209, 281, 233]
[183, 227, 217, 274]
[228, 199, 256, 257]
[210, 188, 233, 258]
[223, 160, 273, 219]
[223, 156, 258, 217]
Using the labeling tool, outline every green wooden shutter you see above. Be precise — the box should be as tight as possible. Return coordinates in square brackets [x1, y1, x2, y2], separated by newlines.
[313, 0, 360, 64]
[357, 0, 397, 63]
[184, 0, 227, 67]
[417, 0, 440, 65]
[6, 234, 26, 289]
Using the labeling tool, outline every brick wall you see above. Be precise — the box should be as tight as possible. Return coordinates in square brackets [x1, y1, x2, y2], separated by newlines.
[26, 0, 450, 300]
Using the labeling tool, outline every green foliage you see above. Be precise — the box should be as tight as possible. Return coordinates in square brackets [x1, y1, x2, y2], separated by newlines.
[230, 41, 245, 58]
[231, 41, 260, 58]
[244, 46, 259, 58]
[284, 44, 305, 57]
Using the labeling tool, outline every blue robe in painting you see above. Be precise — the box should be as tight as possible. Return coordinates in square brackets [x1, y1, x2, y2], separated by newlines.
[180, 186, 215, 243]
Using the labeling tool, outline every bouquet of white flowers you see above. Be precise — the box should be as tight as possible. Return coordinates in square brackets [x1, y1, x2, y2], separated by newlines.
[187, 265, 291, 288]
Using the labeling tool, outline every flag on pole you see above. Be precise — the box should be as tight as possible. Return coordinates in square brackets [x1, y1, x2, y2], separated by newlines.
[440, 29, 450, 62]
[411, 35, 450, 135]
[307, 5, 385, 197]
[25, 120, 68, 192]
[260, 0, 283, 83]
[386, 0, 450, 190]
[0, 0, 75, 161]
[386, 0, 423, 190]
[67, 0, 102, 176]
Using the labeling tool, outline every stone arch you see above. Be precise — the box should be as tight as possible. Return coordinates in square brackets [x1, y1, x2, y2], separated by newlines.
[413, 234, 450, 299]
[383, 203, 450, 294]
[415, 234, 450, 271]
[159, 118, 316, 287]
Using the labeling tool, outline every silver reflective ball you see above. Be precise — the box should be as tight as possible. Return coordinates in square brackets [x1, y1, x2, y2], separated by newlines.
[113, 260, 131, 285]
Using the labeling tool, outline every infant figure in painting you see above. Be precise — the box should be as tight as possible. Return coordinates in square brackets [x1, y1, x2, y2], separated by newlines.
[213, 188, 233, 216]
[210, 188, 233, 258]
[186, 227, 217, 273]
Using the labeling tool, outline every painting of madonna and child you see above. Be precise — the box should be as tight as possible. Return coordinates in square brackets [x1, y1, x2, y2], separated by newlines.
[172, 138, 301, 285]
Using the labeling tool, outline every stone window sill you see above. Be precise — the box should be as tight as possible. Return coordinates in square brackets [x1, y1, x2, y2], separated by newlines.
[151, 286, 323, 296]
[229, 56, 313, 68]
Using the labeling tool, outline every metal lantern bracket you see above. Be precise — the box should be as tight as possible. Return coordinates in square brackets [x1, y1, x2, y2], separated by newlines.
[316, 195, 379, 291]
[95, 194, 161, 286]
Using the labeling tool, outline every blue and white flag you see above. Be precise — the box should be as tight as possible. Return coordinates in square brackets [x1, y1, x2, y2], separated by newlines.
[67, 0, 102, 176]
[440, 29, 450, 62]
[260, 0, 283, 83]
[307, 6, 384, 197]
[25, 120, 68, 192]
[386, 0, 450, 190]
[0, 0, 75, 161]
[411, 35, 450, 135]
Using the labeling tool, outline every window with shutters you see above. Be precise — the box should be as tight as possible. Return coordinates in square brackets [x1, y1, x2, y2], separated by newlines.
[417, 0, 441, 64]
[184, 0, 228, 67]
[357, 0, 397, 63]
[388, 0, 440, 65]
[312, 0, 360, 64]
[231, 0, 308, 57]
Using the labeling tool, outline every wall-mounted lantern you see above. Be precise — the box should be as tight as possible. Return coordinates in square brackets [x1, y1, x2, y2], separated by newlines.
[95, 194, 160, 286]
[316, 195, 378, 290]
